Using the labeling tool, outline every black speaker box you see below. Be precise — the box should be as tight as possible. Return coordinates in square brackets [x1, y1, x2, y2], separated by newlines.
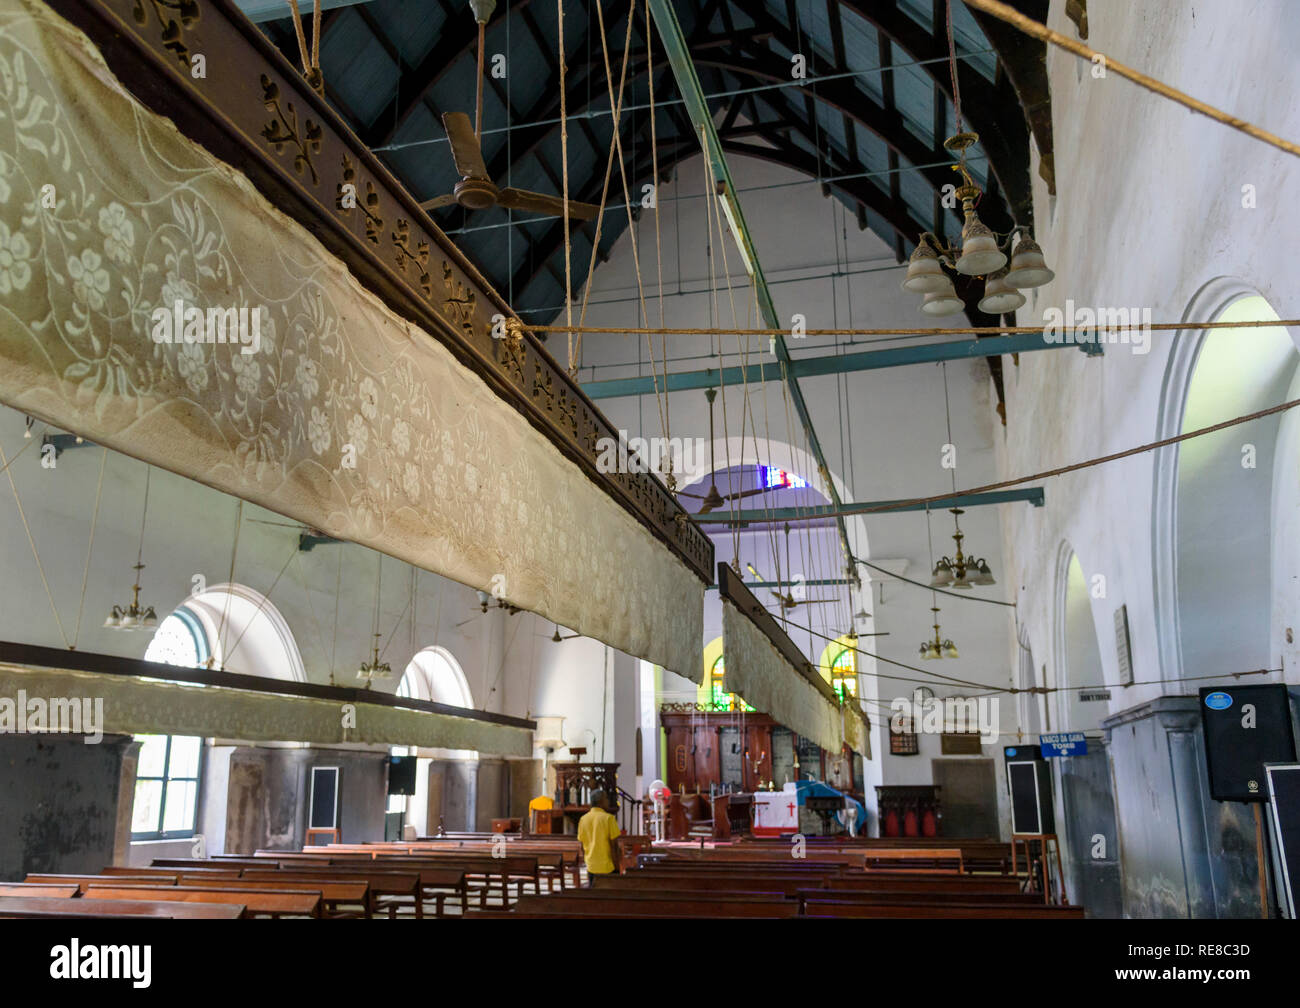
[1005, 749, 1055, 835]
[387, 754, 417, 796]
[1199, 685, 1297, 802]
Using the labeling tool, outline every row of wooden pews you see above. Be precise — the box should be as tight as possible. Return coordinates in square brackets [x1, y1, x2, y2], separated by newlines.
[466, 845, 1086, 919]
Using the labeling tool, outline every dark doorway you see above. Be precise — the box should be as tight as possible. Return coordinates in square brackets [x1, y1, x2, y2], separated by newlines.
[932, 758, 999, 837]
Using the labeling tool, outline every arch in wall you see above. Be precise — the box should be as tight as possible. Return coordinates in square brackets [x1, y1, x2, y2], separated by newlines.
[1152, 284, 1299, 684]
[1051, 544, 1106, 734]
[399, 646, 474, 709]
[1154, 279, 1294, 681]
[180, 583, 307, 682]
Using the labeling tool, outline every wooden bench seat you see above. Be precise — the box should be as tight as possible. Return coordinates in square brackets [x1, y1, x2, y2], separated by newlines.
[84, 884, 321, 919]
[0, 883, 79, 898]
[25, 873, 180, 894]
[802, 898, 1085, 919]
[0, 895, 244, 919]
[240, 867, 457, 917]
[177, 875, 370, 918]
[499, 892, 801, 918]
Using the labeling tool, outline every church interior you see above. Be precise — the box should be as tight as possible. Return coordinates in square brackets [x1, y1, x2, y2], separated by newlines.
[0, 0, 1298, 931]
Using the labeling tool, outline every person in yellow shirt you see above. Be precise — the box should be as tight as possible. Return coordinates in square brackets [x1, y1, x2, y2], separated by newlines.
[577, 789, 621, 884]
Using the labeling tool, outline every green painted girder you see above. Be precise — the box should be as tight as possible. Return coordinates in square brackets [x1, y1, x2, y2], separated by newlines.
[582, 331, 1100, 400]
[647, 0, 855, 577]
[692, 487, 1044, 526]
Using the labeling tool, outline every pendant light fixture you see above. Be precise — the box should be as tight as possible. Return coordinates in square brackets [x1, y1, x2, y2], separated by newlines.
[928, 364, 995, 590]
[104, 466, 158, 631]
[900, 133, 1054, 317]
[357, 554, 393, 686]
[920, 508, 957, 660]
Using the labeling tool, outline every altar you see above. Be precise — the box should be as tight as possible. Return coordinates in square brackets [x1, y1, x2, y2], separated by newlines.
[752, 784, 801, 836]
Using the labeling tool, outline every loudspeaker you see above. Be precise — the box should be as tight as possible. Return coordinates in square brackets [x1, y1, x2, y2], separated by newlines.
[1199, 685, 1297, 802]
[1005, 747, 1054, 835]
[387, 755, 417, 796]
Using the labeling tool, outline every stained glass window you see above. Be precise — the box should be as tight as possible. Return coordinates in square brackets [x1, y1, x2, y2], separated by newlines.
[830, 648, 857, 702]
[709, 656, 754, 711]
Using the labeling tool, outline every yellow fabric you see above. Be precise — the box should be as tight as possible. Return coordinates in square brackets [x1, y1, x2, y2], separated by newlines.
[528, 796, 554, 810]
[577, 806, 621, 874]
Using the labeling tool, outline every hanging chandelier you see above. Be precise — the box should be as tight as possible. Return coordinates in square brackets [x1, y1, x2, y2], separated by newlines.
[356, 633, 393, 686]
[901, 133, 1054, 317]
[103, 561, 158, 631]
[919, 606, 959, 660]
[104, 466, 158, 631]
[357, 555, 393, 686]
[929, 508, 996, 589]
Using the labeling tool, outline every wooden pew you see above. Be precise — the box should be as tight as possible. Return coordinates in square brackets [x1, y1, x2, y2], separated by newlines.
[305, 845, 545, 903]
[84, 884, 322, 919]
[177, 875, 370, 918]
[802, 898, 1085, 919]
[0, 895, 244, 919]
[25, 873, 180, 894]
[859, 848, 965, 873]
[480, 891, 801, 918]
[239, 867, 454, 918]
[0, 883, 79, 898]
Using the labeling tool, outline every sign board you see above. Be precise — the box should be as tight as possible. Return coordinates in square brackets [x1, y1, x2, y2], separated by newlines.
[1039, 732, 1088, 758]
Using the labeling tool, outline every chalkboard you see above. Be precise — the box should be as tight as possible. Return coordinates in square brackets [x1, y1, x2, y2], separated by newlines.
[1265, 763, 1300, 919]
[309, 766, 339, 829]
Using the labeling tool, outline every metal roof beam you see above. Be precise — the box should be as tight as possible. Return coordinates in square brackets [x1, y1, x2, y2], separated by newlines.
[647, 0, 855, 581]
[581, 330, 1098, 399]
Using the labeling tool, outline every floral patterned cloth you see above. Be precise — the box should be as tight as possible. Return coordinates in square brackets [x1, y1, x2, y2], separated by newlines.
[722, 600, 867, 755]
[0, 0, 703, 680]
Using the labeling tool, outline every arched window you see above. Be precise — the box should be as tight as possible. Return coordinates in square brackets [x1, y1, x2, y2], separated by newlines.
[398, 646, 473, 708]
[829, 649, 857, 702]
[707, 655, 753, 712]
[134, 606, 209, 840]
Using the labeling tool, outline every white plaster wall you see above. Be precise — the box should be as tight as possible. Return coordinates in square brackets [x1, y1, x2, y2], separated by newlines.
[998, 0, 1300, 723]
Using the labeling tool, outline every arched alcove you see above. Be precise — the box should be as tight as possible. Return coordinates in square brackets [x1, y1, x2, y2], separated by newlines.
[1153, 282, 1300, 683]
[1053, 548, 1106, 734]
[180, 583, 307, 682]
[1170, 296, 1298, 682]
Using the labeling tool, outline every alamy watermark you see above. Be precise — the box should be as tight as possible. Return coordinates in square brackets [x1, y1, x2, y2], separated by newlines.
[0, 690, 104, 744]
[889, 690, 999, 744]
[1042, 300, 1151, 355]
[150, 300, 263, 355]
[595, 429, 706, 476]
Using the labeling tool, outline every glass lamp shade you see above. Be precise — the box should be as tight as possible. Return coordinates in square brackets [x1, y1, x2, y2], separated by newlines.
[951, 567, 974, 589]
[919, 642, 939, 660]
[140, 607, 158, 629]
[943, 641, 960, 659]
[901, 242, 950, 293]
[973, 560, 997, 586]
[119, 612, 138, 629]
[929, 560, 954, 588]
[955, 217, 1007, 275]
[1005, 236, 1055, 288]
[977, 268, 1027, 314]
[103, 606, 122, 629]
[919, 282, 964, 317]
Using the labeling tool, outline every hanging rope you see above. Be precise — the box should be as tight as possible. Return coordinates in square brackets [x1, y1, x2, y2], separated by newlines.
[0, 434, 70, 649]
[214, 499, 243, 669]
[557, 0, 575, 372]
[962, 0, 1300, 160]
[71, 446, 109, 651]
[526, 316, 1300, 337]
[945, 0, 963, 133]
[285, 0, 324, 93]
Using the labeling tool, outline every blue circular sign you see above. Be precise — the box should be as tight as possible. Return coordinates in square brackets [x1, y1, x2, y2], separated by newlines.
[1205, 691, 1233, 710]
[1006, 748, 1018, 757]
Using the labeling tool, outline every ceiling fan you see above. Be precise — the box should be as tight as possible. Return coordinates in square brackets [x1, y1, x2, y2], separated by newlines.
[418, 2, 600, 220]
[677, 388, 791, 514]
